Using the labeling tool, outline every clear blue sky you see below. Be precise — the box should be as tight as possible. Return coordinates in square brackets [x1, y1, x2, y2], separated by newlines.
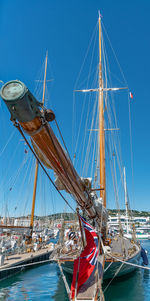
[0, 0, 150, 216]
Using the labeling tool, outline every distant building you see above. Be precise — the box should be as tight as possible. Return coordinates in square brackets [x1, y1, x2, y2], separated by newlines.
[108, 214, 150, 230]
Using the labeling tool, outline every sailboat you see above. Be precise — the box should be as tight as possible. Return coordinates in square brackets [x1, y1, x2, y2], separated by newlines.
[55, 13, 142, 285]
[0, 12, 143, 300]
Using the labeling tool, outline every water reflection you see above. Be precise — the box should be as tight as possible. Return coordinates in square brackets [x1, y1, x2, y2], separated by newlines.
[53, 266, 71, 301]
[143, 267, 150, 283]
[0, 263, 59, 301]
[103, 269, 144, 301]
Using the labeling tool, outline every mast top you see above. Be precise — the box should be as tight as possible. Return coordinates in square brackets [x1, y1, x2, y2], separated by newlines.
[98, 10, 102, 20]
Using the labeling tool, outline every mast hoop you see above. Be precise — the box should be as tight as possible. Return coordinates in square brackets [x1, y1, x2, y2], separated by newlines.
[22, 123, 44, 137]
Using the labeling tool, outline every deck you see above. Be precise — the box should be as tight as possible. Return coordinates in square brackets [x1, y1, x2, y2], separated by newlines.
[76, 255, 104, 301]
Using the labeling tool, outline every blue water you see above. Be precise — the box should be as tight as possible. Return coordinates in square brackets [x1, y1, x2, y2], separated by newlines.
[0, 241, 149, 300]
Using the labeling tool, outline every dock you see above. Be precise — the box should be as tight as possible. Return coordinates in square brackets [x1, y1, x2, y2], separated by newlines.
[0, 245, 54, 281]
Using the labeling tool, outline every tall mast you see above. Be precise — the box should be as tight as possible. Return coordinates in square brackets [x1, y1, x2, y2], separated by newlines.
[98, 12, 106, 207]
[30, 52, 48, 231]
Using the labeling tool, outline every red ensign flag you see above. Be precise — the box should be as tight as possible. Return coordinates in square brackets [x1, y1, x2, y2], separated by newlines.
[70, 216, 99, 299]
[130, 92, 133, 99]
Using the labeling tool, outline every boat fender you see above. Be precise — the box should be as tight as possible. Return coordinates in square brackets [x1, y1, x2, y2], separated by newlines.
[141, 247, 148, 265]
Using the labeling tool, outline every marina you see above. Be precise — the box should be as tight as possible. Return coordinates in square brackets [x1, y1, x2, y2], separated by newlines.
[0, 225, 58, 282]
[0, 240, 149, 300]
[0, 12, 148, 301]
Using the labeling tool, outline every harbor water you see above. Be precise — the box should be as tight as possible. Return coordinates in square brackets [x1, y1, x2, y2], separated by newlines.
[0, 240, 149, 300]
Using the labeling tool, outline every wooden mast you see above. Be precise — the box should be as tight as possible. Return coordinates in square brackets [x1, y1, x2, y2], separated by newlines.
[98, 12, 106, 208]
[30, 52, 48, 232]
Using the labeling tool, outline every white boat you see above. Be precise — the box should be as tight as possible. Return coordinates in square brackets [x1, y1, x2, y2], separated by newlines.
[124, 230, 150, 240]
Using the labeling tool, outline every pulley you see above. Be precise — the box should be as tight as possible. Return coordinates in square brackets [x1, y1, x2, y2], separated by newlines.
[44, 109, 55, 122]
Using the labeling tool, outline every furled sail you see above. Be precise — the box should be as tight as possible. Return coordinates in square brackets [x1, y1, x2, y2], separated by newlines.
[0, 80, 108, 229]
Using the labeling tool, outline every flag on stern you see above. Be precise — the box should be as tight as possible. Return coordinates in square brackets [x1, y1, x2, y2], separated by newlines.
[71, 216, 99, 299]
[130, 92, 133, 99]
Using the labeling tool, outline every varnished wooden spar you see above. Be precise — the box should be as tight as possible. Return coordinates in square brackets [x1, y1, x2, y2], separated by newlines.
[19, 116, 87, 208]
[0, 80, 101, 222]
[0, 225, 30, 229]
[98, 13, 106, 208]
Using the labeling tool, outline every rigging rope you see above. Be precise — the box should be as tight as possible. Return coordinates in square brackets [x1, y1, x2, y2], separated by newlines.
[44, 119, 96, 216]
[73, 22, 98, 167]
[55, 119, 71, 161]
[13, 121, 76, 214]
[21, 155, 35, 217]
[44, 121, 86, 208]
[0, 129, 15, 157]
[101, 27, 129, 208]
[101, 21, 128, 86]
[57, 260, 71, 301]
[103, 262, 124, 293]
[107, 253, 150, 271]
[128, 94, 135, 208]
[104, 261, 113, 273]
[0, 256, 54, 272]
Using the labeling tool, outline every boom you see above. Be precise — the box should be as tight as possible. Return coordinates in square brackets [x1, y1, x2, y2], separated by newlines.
[0, 80, 108, 229]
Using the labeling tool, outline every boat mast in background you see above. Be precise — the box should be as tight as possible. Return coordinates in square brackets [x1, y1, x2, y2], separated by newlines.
[30, 52, 48, 236]
[124, 167, 129, 234]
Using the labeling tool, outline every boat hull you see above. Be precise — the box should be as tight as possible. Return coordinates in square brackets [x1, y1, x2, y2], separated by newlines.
[60, 248, 141, 280]
[104, 249, 141, 279]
